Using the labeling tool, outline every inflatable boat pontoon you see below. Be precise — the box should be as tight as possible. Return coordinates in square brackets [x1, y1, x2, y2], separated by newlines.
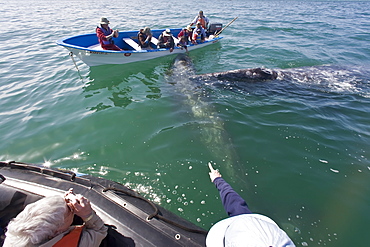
[0, 161, 207, 246]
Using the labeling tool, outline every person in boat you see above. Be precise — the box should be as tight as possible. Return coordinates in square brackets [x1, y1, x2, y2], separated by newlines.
[96, 17, 122, 51]
[206, 163, 295, 247]
[177, 25, 193, 51]
[157, 29, 175, 52]
[3, 189, 107, 247]
[138, 27, 153, 49]
[192, 23, 206, 44]
[190, 10, 210, 30]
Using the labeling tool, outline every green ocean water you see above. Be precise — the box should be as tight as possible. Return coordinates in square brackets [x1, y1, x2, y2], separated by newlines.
[1, 0, 370, 246]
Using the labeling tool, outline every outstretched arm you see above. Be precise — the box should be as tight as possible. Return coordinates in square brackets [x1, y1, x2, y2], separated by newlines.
[208, 163, 252, 217]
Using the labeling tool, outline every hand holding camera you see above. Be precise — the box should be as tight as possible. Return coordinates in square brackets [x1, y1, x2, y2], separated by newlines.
[64, 188, 93, 220]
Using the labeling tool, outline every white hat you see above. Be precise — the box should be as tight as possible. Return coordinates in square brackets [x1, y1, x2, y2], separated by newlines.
[99, 17, 110, 25]
[206, 214, 295, 247]
[163, 28, 171, 36]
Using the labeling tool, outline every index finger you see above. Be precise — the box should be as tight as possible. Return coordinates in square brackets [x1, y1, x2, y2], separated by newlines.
[208, 162, 215, 172]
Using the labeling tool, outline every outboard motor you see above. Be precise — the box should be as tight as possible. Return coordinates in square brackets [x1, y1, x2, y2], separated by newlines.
[207, 23, 223, 35]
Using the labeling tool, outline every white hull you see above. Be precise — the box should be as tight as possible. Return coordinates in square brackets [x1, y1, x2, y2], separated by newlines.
[66, 40, 220, 67]
[57, 28, 223, 67]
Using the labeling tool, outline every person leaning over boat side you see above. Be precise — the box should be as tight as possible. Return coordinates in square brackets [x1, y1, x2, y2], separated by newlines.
[138, 27, 153, 49]
[157, 29, 175, 52]
[96, 17, 122, 51]
[206, 163, 296, 247]
[190, 10, 210, 30]
[3, 189, 107, 247]
[177, 25, 193, 51]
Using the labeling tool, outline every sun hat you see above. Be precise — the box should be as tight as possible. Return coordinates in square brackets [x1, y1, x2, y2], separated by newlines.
[143, 27, 151, 34]
[206, 214, 295, 247]
[99, 17, 110, 25]
[186, 25, 192, 32]
[163, 28, 171, 36]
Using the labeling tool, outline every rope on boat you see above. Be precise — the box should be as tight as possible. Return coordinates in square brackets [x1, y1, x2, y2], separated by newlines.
[69, 52, 80, 71]
[69, 52, 81, 73]
[103, 187, 208, 235]
[69, 52, 83, 80]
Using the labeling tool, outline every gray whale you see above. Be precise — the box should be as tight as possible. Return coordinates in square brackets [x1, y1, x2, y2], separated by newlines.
[173, 53, 278, 82]
[169, 54, 247, 183]
[189, 63, 367, 92]
[193, 68, 278, 82]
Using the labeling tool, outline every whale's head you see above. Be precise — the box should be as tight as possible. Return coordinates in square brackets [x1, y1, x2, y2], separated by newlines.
[173, 54, 193, 68]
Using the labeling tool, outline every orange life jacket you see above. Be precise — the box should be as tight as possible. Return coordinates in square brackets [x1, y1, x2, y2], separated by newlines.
[197, 17, 207, 29]
[53, 225, 84, 247]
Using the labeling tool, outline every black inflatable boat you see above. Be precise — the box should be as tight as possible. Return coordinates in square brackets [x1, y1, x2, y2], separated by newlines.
[0, 161, 207, 246]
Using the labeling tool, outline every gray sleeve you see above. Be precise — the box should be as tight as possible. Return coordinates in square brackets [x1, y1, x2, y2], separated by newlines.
[78, 211, 108, 247]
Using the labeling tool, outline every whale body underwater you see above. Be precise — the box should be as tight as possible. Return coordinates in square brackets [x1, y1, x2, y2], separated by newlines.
[192, 67, 278, 82]
[172, 54, 278, 83]
[169, 54, 248, 184]
[171, 54, 369, 92]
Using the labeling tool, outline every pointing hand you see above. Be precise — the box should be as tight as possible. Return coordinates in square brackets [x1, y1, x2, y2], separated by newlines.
[208, 162, 221, 182]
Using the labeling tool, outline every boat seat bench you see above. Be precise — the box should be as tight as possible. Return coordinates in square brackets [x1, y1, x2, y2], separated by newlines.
[151, 37, 158, 46]
[122, 38, 142, 51]
[173, 36, 180, 45]
[88, 39, 143, 51]
[88, 37, 179, 51]
[0, 184, 43, 229]
[88, 44, 104, 50]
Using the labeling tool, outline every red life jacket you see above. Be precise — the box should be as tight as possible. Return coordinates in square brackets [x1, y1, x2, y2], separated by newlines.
[96, 26, 113, 45]
[53, 225, 84, 247]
